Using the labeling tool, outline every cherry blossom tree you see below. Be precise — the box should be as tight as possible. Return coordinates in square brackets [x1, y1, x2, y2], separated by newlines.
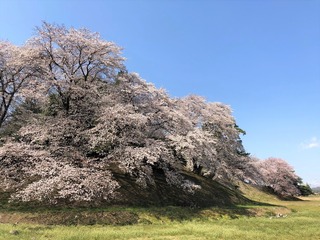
[172, 95, 249, 182]
[86, 72, 195, 189]
[0, 41, 41, 128]
[252, 157, 301, 197]
[0, 141, 119, 205]
[29, 22, 125, 114]
[0, 68, 295, 205]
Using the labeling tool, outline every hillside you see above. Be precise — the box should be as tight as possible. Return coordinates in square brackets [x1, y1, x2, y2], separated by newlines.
[0, 181, 290, 226]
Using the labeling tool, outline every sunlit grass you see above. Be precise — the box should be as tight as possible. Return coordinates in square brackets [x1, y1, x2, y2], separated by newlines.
[1, 208, 320, 240]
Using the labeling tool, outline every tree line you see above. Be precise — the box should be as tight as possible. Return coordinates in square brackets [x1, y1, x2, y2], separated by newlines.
[0, 23, 310, 206]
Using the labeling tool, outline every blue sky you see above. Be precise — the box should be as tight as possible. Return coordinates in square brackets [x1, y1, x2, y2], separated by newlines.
[1, 0, 319, 186]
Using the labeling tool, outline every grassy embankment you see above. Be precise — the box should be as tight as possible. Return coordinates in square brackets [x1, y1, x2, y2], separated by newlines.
[0, 184, 320, 240]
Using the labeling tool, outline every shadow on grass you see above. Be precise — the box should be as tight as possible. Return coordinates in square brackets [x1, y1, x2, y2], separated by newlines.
[0, 202, 289, 225]
[0, 171, 299, 225]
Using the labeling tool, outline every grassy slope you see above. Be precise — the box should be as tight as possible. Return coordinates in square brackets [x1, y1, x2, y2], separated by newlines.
[109, 169, 253, 207]
[1, 183, 320, 239]
[0, 171, 255, 226]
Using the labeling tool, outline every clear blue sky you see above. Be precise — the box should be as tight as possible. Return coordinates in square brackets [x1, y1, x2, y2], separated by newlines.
[1, 0, 319, 186]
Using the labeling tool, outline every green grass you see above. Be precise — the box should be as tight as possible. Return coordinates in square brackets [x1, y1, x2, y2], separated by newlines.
[1, 205, 320, 240]
[1, 186, 320, 239]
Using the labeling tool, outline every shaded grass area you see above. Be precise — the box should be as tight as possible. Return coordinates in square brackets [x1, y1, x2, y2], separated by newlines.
[0, 203, 289, 226]
[0, 173, 276, 226]
[0, 186, 284, 226]
[111, 170, 255, 207]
